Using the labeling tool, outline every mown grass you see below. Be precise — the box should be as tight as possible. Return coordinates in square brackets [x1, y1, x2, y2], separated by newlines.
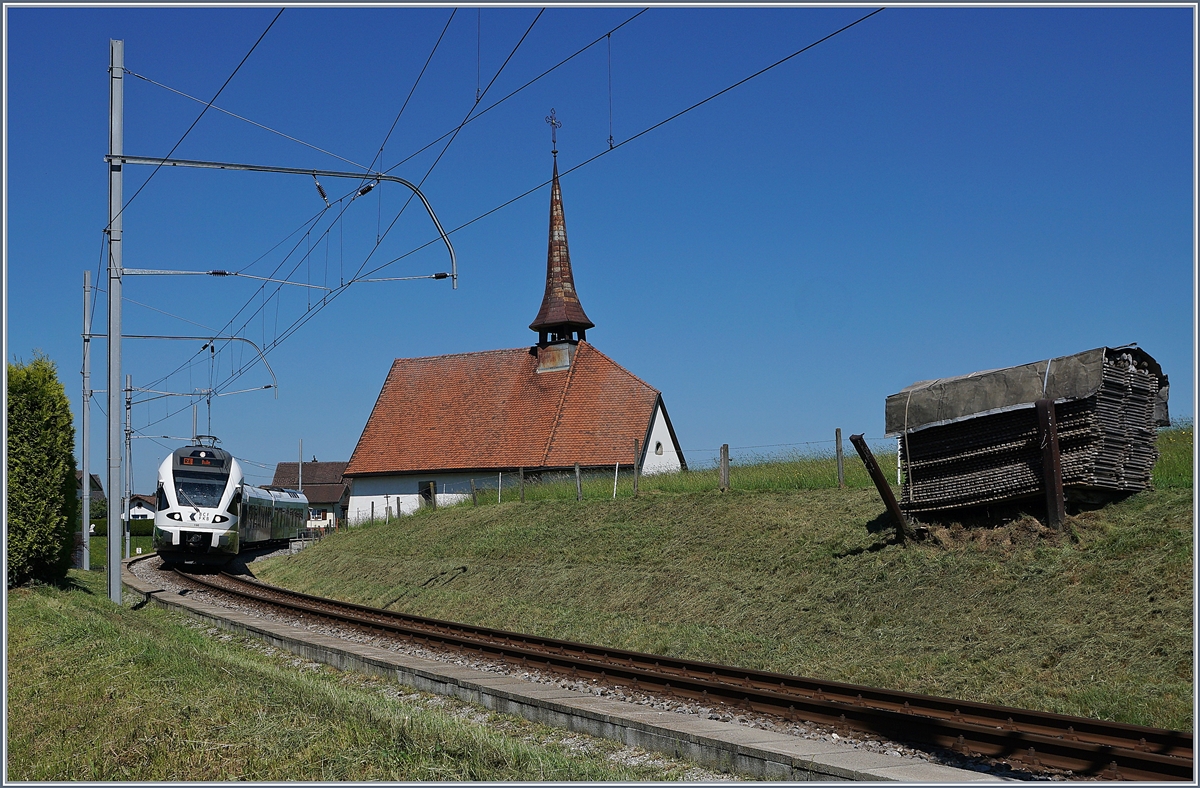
[257, 442, 1193, 733]
[5, 570, 725, 781]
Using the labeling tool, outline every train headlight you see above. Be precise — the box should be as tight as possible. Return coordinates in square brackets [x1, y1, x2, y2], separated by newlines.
[167, 512, 183, 521]
[212, 515, 228, 524]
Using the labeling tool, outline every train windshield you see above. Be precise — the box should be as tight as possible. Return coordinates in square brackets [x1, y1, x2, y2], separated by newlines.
[174, 472, 229, 508]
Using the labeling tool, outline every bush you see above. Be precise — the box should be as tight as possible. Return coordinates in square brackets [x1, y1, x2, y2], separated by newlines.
[7, 353, 77, 587]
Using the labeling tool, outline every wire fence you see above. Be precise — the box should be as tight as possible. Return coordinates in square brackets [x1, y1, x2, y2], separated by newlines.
[348, 431, 901, 523]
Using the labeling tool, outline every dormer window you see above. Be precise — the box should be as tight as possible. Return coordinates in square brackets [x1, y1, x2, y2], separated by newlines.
[655, 442, 664, 455]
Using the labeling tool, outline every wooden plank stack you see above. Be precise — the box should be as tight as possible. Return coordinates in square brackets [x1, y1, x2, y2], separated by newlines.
[899, 351, 1161, 514]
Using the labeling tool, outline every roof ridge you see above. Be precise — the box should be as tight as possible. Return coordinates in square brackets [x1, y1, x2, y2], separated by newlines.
[395, 347, 529, 363]
[541, 347, 581, 466]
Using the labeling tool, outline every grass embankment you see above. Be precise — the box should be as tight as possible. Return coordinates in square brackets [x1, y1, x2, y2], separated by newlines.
[6, 570, 720, 781]
[256, 427, 1194, 732]
[481, 442, 898, 503]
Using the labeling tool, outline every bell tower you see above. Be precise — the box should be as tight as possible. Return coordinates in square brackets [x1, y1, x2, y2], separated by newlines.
[529, 110, 594, 372]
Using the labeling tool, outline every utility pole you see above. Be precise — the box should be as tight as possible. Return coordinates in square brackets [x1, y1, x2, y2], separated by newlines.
[125, 374, 132, 560]
[81, 271, 92, 571]
[298, 438, 303, 492]
[106, 38, 124, 603]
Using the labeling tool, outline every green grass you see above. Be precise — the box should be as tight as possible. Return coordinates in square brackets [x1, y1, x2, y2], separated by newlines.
[470, 444, 898, 505]
[78, 535, 154, 570]
[256, 446, 1193, 733]
[1154, 421, 1193, 488]
[6, 570, 727, 781]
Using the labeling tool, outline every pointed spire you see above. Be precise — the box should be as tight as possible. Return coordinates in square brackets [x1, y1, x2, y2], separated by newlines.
[529, 150, 594, 344]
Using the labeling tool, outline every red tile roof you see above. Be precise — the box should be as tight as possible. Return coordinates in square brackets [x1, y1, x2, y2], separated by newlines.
[271, 461, 348, 487]
[346, 342, 666, 476]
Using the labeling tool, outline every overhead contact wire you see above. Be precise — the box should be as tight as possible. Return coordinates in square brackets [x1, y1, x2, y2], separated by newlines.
[106, 8, 284, 231]
[358, 7, 886, 282]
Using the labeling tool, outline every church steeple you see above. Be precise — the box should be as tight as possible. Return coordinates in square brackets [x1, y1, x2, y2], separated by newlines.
[529, 110, 594, 346]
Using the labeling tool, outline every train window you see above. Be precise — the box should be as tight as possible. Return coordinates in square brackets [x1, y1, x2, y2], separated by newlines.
[227, 489, 241, 516]
[174, 472, 229, 508]
[156, 483, 168, 511]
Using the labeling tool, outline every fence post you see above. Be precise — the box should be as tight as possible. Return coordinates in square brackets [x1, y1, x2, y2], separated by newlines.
[519, 467, 525, 503]
[850, 433, 910, 543]
[498, 472, 502, 503]
[633, 439, 640, 497]
[836, 428, 845, 489]
[1036, 399, 1066, 530]
[719, 444, 730, 492]
[428, 481, 437, 510]
[613, 462, 619, 499]
[575, 463, 582, 501]
[371, 500, 375, 522]
[470, 478, 477, 506]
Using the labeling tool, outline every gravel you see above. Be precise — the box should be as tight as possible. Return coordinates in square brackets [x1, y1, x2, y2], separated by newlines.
[132, 552, 1073, 781]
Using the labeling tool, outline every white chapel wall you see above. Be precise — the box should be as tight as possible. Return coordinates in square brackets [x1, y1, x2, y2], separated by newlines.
[641, 404, 683, 475]
[348, 472, 512, 522]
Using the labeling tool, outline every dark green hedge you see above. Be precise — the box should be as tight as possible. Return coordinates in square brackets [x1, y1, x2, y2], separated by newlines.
[8, 354, 77, 587]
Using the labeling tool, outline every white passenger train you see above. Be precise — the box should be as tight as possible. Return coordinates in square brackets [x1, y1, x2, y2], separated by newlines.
[153, 439, 307, 565]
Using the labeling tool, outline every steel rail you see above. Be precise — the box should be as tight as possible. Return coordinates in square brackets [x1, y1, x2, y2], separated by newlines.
[175, 569, 1193, 781]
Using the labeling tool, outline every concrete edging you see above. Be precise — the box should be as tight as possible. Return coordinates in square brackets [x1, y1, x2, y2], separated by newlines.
[122, 560, 1006, 782]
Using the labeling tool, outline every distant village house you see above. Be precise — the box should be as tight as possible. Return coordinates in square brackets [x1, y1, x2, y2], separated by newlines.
[270, 461, 350, 525]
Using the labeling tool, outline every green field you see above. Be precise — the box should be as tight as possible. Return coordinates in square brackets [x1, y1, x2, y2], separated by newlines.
[6, 570, 724, 781]
[255, 426, 1194, 732]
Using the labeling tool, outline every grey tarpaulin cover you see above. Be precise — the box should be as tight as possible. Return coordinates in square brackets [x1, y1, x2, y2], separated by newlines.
[884, 346, 1169, 437]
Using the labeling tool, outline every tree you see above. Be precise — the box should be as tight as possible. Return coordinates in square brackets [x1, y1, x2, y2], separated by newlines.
[7, 353, 77, 587]
[90, 495, 107, 520]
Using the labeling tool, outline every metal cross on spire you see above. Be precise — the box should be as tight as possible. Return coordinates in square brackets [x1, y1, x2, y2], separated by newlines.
[545, 108, 561, 156]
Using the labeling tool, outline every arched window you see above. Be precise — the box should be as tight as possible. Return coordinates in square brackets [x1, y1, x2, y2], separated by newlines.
[655, 441, 664, 455]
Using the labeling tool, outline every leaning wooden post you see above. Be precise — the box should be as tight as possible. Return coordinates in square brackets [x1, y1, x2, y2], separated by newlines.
[632, 439, 640, 497]
[575, 463, 583, 501]
[849, 433, 910, 543]
[835, 428, 845, 489]
[428, 481, 437, 510]
[720, 441, 729, 491]
[1036, 399, 1066, 530]
[470, 478, 477, 506]
[519, 467, 525, 503]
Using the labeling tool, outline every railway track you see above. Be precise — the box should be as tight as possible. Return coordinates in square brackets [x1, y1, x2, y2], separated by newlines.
[177, 568, 1193, 781]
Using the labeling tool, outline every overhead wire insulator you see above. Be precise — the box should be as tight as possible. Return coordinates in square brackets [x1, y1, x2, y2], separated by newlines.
[312, 174, 330, 207]
[356, 180, 377, 198]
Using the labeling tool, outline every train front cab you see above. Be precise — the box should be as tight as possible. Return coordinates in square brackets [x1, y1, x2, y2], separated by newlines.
[153, 445, 242, 565]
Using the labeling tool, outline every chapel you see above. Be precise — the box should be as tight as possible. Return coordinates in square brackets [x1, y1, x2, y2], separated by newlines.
[344, 150, 685, 519]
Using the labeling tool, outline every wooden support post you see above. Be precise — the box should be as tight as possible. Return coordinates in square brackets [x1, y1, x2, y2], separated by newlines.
[1036, 399, 1066, 530]
[836, 428, 845, 489]
[719, 444, 730, 492]
[470, 478, 477, 506]
[575, 463, 582, 501]
[849, 433, 910, 543]
[633, 439, 640, 497]
[428, 481, 437, 510]
[519, 467, 525, 503]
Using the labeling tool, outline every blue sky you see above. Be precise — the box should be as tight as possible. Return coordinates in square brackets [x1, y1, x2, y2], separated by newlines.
[5, 5, 1195, 492]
